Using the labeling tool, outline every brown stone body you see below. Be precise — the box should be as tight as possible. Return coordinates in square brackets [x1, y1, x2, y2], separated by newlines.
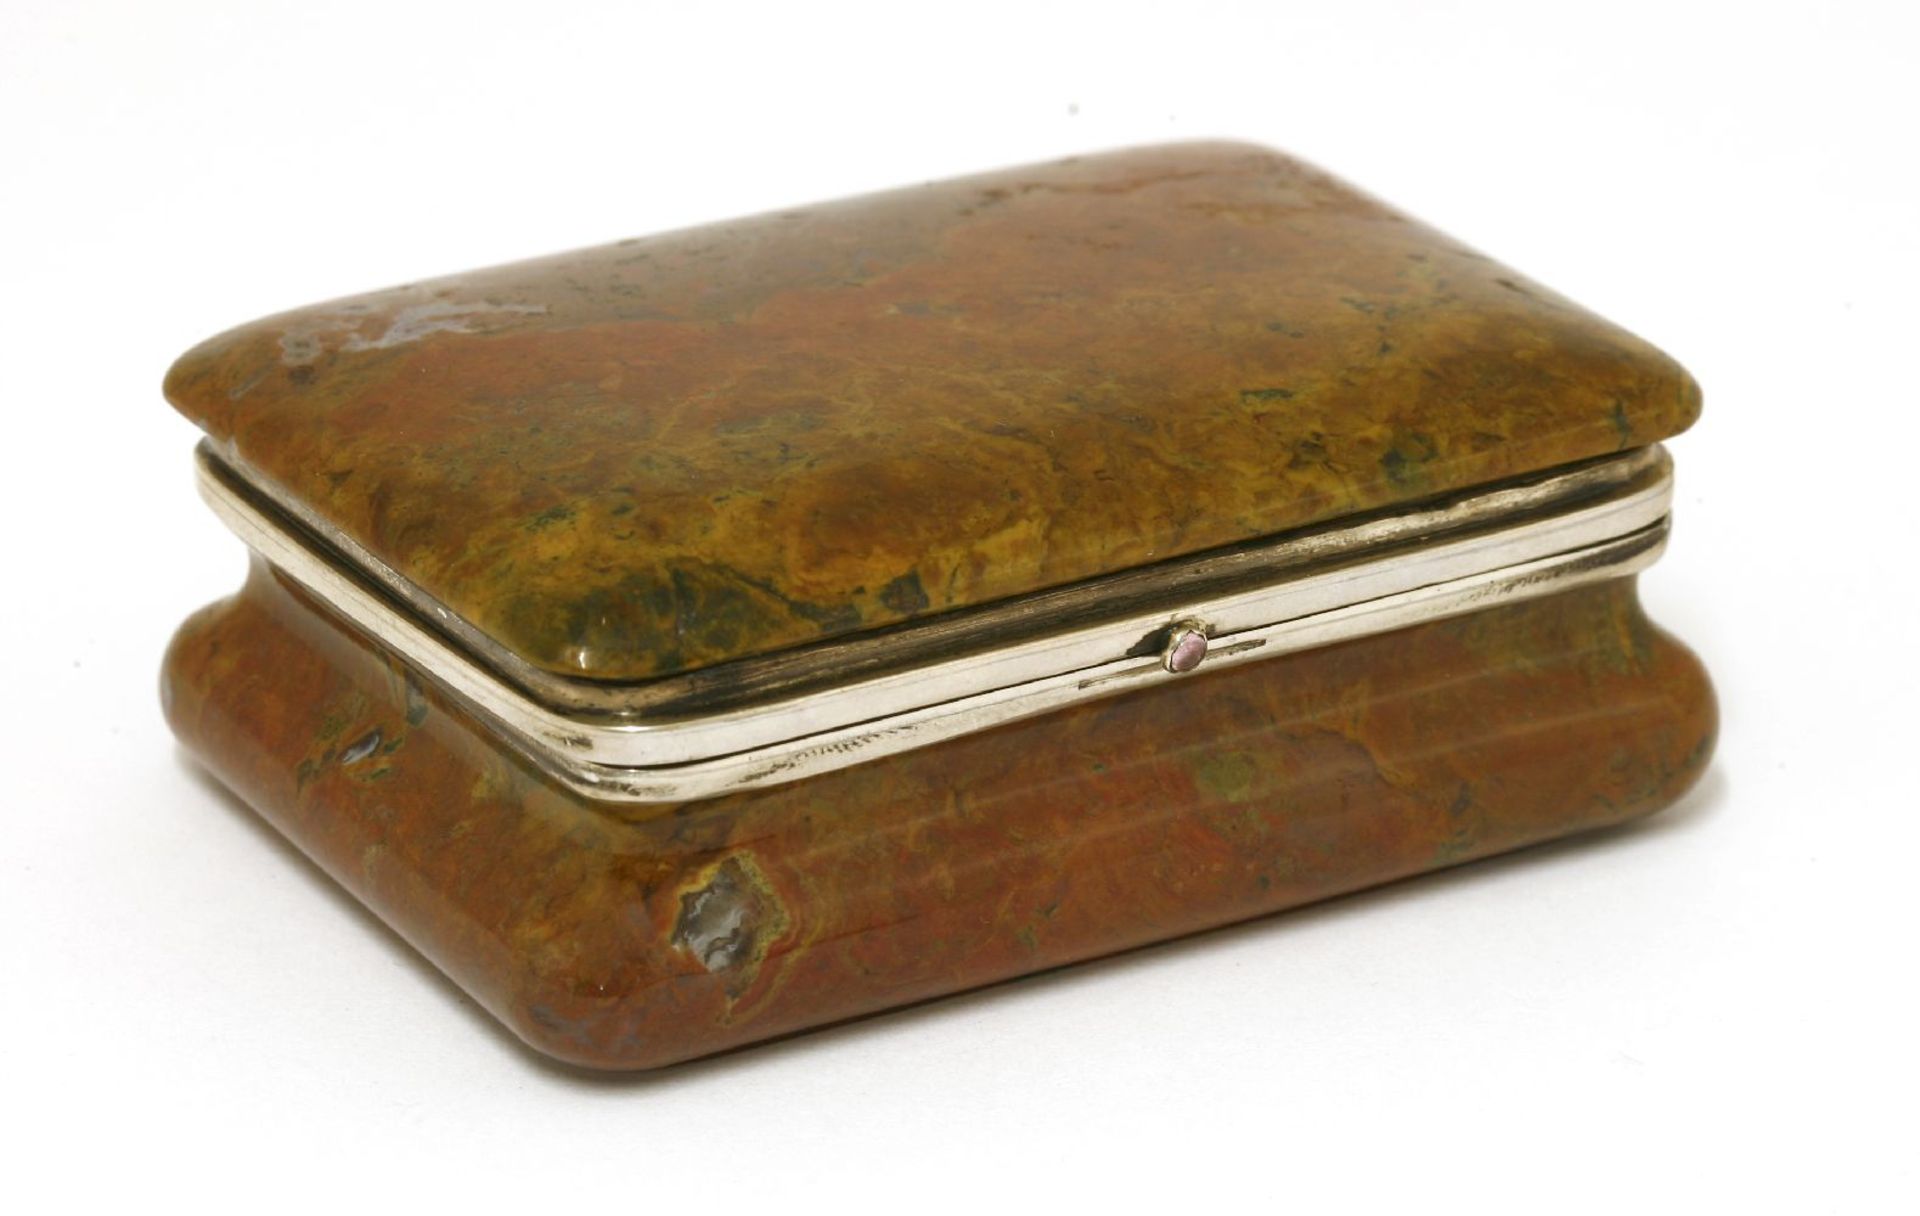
[163, 564, 1713, 1070]
[161, 142, 1715, 1069]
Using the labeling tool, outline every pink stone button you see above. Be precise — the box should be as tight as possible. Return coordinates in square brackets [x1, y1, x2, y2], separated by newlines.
[1163, 622, 1210, 674]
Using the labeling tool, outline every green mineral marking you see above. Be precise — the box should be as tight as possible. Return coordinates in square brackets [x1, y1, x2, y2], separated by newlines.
[1611, 400, 1634, 446]
[1195, 752, 1259, 803]
[403, 677, 429, 727]
[1380, 432, 1438, 489]
[526, 503, 576, 531]
[1240, 387, 1295, 404]
[878, 570, 930, 615]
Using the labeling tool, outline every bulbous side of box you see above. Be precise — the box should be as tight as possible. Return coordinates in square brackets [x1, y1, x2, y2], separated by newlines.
[162, 560, 1714, 1070]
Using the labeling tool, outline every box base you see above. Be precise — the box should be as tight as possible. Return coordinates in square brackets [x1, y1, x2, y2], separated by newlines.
[163, 560, 1714, 1070]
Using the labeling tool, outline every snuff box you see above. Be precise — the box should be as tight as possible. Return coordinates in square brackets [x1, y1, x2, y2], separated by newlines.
[162, 142, 1715, 1070]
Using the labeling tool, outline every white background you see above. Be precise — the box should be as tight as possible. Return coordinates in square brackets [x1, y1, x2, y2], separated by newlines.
[3, 1, 1916, 1210]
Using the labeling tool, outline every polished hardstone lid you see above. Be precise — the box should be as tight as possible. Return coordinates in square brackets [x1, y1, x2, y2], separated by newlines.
[166, 141, 1699, 684]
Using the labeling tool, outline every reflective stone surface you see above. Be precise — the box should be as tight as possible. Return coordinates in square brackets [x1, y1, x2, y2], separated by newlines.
[164, 142, 1701, 682]
[163, 564, 1714, 1070]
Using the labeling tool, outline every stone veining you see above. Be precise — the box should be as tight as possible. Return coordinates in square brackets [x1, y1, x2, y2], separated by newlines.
[164, 142, 1701, 683]
[163, 563, 1716, 1069]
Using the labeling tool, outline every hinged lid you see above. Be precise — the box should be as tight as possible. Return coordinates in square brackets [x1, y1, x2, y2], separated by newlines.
[167, 142, 1697, 682]
[169, 142, 1699, 802]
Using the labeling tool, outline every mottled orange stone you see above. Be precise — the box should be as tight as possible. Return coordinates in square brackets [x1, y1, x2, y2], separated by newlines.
[162, 562, 1714, 1070]
[162, 142, 1715, 1069]
[163, 142, 1700, 682]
